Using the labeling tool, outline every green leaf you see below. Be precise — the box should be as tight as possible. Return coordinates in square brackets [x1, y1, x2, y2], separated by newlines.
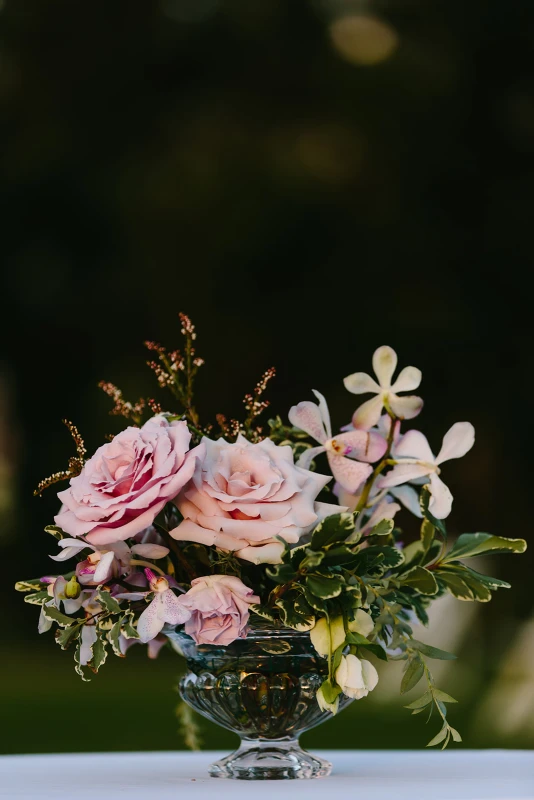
[89, 635, 108, 673]
[24, 590, 51, 605]
[44, 525, 67, 541]
[250, 604, 278, 623]
[321, 545, 357, 566]
[42, 605, 78, 627]
[96, 590, 122, 615]
[410, 639, 457, 660]
[401, 657, 424, 694]
[121, 613, 140, 640]
[426, 727, 448, 747]
[107, 618, 125, 657]
[455, 566, 510, 591]
[442, 533, 527, 563]
[400, 566, 439, 596]
[311, 513, 356, 550]
[345, 632, 388, 661]
[15, 579, 44, 593]
[404, 690, 432, 709]
[55, 623, 82, 650]
[266, 563, 297, 585]
[275, 598, 315, 631]
[320, 678, 342, 704]
[450, 726, 462, 742]
[370, 518, 395, 537]
[74, 639, 90, 682]
[435, 570, 475, 601]
[433, 689, 458, 704]
[306, 574, 343, 599]
[420, 518, 435, 551]
[298, 550, 325, 570]
[419, 487, 447, 538]
[302, 588, 328, 612]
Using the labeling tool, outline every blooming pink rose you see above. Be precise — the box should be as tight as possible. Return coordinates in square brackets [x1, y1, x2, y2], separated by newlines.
[177, 574, 260, 646]
[55, 417, 203, 546]
[170, 434, 345, 564]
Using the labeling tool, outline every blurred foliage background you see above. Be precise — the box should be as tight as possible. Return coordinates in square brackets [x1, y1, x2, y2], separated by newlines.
[1, 0, 533, 754]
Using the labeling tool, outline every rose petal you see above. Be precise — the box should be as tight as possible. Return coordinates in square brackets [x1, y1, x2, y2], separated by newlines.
[130, 543, 170, 560]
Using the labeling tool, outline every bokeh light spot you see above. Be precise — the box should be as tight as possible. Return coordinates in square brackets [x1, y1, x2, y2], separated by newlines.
[329, 14, 399, 66]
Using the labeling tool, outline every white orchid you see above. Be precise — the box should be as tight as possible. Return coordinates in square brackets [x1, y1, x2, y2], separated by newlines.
[344, 346, 423, 430]
[288, 390, 387, 493]
[379, 422, 475, 519]
[50, 538, 169, 586]
[125, 569, 191, 643]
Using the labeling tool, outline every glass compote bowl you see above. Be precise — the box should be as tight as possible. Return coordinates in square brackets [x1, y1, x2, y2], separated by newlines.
[166, 621, 353, 780]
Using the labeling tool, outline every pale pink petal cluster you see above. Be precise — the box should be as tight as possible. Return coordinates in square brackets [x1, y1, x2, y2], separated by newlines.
[344, 346, 423, 430]
[379, 422, 475, 518]
[177, 574, 259, 646]
[136, 569, 191, 643]
[170, 434, 344, 564]
[50, 536, 169, 586]
[288, 390, 387, 493]
[55, 417, 202, 546]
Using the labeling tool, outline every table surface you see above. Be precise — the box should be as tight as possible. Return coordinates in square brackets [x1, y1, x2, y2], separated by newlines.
[1, 750, 532, 799]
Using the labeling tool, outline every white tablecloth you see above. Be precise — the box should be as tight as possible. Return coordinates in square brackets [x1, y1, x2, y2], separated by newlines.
[0, 750, 532, 799]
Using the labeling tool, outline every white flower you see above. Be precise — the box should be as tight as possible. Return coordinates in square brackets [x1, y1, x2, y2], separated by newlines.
[344, 346, 423, 430]
[379, 422, 475, 519]
[335, 654, 379, 699]
[310, 616, 346, 658]
[288, 390, 387, 493]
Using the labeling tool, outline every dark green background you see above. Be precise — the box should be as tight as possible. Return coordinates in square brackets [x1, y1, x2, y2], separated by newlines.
[1, 0, 533, 753]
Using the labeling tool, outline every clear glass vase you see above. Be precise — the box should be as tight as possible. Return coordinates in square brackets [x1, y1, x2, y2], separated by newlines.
[166, 621, 353, 780]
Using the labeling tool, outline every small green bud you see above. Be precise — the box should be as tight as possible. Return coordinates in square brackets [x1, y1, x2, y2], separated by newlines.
[64, 576, 81, 599]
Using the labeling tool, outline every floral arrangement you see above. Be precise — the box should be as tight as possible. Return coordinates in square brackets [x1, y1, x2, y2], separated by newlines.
[17, 315, 526, 749]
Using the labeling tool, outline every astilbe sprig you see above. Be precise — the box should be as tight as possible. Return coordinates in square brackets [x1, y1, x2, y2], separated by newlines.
[34, 419, 87, 496]
[98, 381, 146, 425]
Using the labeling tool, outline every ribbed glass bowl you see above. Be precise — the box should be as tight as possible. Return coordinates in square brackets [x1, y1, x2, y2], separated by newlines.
[166, 621, 353, 780]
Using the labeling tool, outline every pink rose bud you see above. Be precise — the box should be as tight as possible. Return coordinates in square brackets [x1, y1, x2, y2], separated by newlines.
[177, 575, 260, 647]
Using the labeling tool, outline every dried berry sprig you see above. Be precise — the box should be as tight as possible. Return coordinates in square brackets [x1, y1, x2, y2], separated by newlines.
[243, 367, 276, 441]
[34, 419, 87, 496]
[145, 313, 204, 428]
[98, 381, 146, 425]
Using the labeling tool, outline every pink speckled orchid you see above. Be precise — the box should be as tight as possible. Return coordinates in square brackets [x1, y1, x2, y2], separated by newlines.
[344, 346, 423, 430]
[132, 569, 191, 643]
[379, 422, 475, 519]
[288, 390, 387, 493]
[49, 538, 169, 586]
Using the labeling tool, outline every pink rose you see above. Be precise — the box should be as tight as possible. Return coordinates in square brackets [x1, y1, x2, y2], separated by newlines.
[55, 417, 202, 546]
[178, 574, 260, 646]
[170, 434, 345, 564]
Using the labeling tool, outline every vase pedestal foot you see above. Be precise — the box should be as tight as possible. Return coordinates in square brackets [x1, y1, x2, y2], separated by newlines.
[208, 739, 332, 780]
